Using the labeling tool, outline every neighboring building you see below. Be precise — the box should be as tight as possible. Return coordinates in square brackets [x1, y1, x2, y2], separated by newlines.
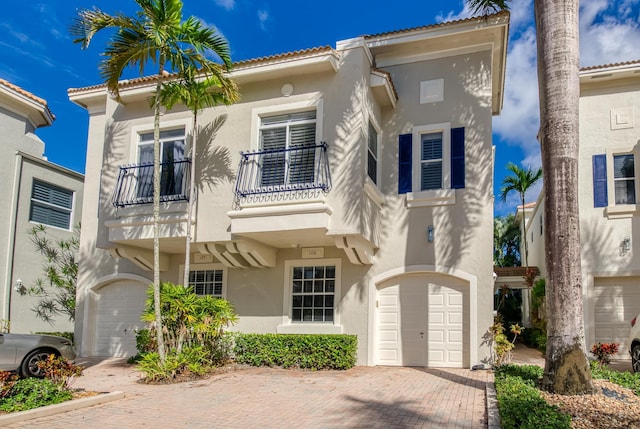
[69, 13, 509, 366]
[0, 79, 84, 334]
[526, 59, 640, 358]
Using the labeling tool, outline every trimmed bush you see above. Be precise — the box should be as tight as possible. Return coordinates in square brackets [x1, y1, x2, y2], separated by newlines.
[0, 377, 72, 412]
[234, 333, 357, 370]
[495, 365, 570, 429]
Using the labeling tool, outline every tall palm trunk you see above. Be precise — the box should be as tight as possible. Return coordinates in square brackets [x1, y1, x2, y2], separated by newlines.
[182, 112, 198, 287]
[536, 0, 592, 394]
[153, 61, 166, 363]
[520, 194, 528, 267]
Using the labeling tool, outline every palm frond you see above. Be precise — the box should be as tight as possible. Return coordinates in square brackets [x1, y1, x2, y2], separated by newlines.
[467, 0, 510, 16]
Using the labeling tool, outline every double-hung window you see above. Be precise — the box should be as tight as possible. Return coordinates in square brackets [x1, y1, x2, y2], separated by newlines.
[137, 128, 186, 199]
[614, 154, 635, 205]
[30, 180, 73, 229]
[259, 111, 316, 187]
[367, 122, 378, 184]
[420, 132, 443, 191]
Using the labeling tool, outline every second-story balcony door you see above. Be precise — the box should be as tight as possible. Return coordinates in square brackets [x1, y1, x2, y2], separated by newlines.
[137, 129, 186, 200]
[260, 111, 316, 188]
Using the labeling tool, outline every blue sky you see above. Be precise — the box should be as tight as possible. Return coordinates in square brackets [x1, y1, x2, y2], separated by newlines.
[1, 0, 639, 217]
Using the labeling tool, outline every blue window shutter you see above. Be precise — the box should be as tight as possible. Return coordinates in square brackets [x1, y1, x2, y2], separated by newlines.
[593, 154, 608, 207]
[450, 127, 465, 189]
[398, 134, 412, 194]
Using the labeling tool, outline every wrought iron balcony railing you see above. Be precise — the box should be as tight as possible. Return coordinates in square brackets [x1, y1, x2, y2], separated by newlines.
[112, 159, 191, 207]
[234, 143, 331, 204]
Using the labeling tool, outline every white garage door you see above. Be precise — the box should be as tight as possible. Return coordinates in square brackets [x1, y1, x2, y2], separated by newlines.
[96, 281, 148, 357]
[594, 277, 640, 358]
[377, 276, 465, 367]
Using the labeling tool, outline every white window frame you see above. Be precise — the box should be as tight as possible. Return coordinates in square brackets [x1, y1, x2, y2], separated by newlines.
[604, 147, 640, 218]
[278, 258, 342, 334]
[250, 97, 323, 151]
[406, 122, 455, 208]
[364, 115, 384, 208]
[29, 179, 75, 231]
[178, 263, 227, 298]
[129, 119, 191, 164]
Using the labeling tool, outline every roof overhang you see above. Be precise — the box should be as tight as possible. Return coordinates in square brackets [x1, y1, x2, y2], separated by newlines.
[0, 84, 54, 128]
[580, 61, 640, 86]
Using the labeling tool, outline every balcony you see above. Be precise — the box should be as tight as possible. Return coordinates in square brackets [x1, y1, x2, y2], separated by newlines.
[112, 159, 191, 207]
[233, 142, 331, 206]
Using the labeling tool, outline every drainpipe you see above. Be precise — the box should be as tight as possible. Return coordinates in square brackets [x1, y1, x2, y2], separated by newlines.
[3, 152, 23, 329]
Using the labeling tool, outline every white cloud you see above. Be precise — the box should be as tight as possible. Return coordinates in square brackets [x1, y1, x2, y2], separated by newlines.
[215, 0, 235, 11]
[258, 10, 269, 30]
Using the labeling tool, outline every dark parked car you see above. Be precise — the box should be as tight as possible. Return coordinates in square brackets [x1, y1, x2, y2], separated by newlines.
[0, 333, 75, 377]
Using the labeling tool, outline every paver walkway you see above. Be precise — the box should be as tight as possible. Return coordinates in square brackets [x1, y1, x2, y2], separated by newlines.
[5, 359, 492, 429]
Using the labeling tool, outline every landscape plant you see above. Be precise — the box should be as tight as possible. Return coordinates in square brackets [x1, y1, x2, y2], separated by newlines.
[590, 342, 619, 367]
[0, 378, 72, 413]
[22, 224, 79, 323]
[494, 364, 571, 429]
[138, 282, 238, 381]
[488, 317, 523, 366]
[234, 333, 357, 370]
[36, 354, 84, 389]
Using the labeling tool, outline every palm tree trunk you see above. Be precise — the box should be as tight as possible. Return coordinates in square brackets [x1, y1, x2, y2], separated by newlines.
[153, 62, 166, 364]
[536, 0, 592, 394]
[183, 113, 198, 287]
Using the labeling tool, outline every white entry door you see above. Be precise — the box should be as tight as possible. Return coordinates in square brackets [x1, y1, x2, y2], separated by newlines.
[376, 276, 464, 367]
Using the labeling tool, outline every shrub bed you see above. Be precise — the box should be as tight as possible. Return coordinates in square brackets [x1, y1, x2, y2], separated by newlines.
[234, 333, 357, 370]
[494, 364, 570, 429]
[590, 361, 640, 395]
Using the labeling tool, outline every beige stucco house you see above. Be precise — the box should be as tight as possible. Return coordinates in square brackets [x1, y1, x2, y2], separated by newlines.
[0, 79, 84, 334]
[69, 13, 509, 367]
[525, 59, 640, 358]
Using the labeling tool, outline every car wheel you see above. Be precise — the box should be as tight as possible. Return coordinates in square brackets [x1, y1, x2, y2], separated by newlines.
[21, 349, 55, 378]
[632, 344, 640, 373]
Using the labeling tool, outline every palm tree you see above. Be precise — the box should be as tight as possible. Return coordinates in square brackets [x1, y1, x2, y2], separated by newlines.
[500, 162, 542, 268]
[468, 0, 592, 394]
[71, 0, 237, 363]
[494, 213, 521, 268]
[158, 73, 238, 287]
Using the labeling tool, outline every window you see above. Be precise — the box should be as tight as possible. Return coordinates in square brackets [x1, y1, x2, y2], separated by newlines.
[420, 132, 443, 190]
[30, 180, 73, 229]
[188, 269, 224, 296]
[540, 215, 543, 236]
[398, 123, 465, 207]
[614, 154, 635, 205]
[137, 128, 186, 199]
[259, 111, 316, 187]
[367, 121, 378, 184]
[291, 265, 335, 322]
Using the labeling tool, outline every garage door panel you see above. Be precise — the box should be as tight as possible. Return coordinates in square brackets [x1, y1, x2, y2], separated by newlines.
[96, 282, 147, 357]
[376, 277, 465, 368]
[594, 277, 640, 358]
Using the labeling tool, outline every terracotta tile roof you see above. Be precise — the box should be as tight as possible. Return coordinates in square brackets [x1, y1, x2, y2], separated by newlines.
[0, 78, 54, 119]
[517, 202, 536, 209]
[580, 59, 640, 72]
[68, 46, 337, 94]
[371, 67, 399, 101]
[363, 10, 509, 40]
[494, 266, 540, 277]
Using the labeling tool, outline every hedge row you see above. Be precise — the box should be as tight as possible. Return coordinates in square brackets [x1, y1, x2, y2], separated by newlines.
[233, 333, 357, 370]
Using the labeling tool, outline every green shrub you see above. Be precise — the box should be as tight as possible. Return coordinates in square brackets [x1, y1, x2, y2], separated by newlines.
[495, 365, 570, 429]
[234, 333, 357, 370]
[521, 328, 547, 352]
[590, 361, 640, 395]
[0, 378, 72, 412]
[34, 332, 74, 342]
[137, 345, 212, 382]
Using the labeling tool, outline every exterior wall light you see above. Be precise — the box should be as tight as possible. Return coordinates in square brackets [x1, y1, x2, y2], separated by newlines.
[14, 279, 26, 294]
[427, 225, 434, 243]
[621, 236, 631, 255]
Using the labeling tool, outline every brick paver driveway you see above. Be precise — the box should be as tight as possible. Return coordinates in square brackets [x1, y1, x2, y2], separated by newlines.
[5, 358, 492, 429]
